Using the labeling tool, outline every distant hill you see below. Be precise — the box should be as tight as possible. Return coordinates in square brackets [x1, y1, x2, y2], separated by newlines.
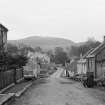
[8, 36, 76, 51]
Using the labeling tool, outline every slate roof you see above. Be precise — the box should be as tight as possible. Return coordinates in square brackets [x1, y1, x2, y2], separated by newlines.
[0, 24, 8, 32]
[82, 48, 94, 59]
[77, 48, 94, 63]
[86, 42, 105, 58]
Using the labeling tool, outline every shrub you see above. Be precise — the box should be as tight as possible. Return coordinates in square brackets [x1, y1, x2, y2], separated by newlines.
[7, 54, 28, 69]
[0, 52, 28, 70]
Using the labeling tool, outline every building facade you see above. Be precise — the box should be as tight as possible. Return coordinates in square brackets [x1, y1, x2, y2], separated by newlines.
[0, 24, 8, 53]
[76, 49, 94, 75]
[77, 59, 87, 74]
[86, 37, 105, 79]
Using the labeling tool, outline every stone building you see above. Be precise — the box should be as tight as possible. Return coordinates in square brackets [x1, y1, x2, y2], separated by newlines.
[86, 36, 105, 79]
[0, 24, 8, 53]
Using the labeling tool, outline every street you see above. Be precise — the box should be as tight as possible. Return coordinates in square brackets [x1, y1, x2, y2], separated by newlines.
[12, 68, 105, 105]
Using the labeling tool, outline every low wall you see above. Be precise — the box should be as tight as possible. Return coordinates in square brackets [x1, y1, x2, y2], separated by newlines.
[0, 68, 23, 91]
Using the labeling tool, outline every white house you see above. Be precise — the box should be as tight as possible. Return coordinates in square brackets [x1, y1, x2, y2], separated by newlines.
[33, 52, 50, 64]
[24, 51, 41, 78]
[77, 49, 94, 75]
[77, 59, 87, 74]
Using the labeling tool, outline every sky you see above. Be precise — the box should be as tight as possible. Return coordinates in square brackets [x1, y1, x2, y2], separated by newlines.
[0, 0, 105, 42]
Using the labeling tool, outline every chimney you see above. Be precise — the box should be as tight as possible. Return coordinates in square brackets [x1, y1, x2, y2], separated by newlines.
[104, 36, 105, 43]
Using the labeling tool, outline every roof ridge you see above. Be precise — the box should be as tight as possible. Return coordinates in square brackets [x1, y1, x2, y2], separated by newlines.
[86, 42, 105, 58]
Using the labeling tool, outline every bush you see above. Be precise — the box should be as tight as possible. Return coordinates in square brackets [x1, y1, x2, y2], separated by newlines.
[7, 54, 28, 69]
[0, 52, 28, 70]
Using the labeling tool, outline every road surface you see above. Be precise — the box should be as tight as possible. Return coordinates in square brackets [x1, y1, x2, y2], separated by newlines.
[12, 68, 105, 105]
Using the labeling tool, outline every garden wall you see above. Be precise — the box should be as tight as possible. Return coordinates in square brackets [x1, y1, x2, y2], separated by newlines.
[0, 68, 23, 90]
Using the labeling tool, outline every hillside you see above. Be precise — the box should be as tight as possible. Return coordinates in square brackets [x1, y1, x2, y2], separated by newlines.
[8, 36, 76, 50]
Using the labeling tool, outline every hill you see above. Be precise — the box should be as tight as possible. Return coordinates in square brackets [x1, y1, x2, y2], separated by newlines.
[8, 36, 76, 51]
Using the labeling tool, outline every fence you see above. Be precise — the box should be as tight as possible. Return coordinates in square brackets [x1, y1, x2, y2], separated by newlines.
[16, 68, 23, 81]
[0, 68, 23, 90]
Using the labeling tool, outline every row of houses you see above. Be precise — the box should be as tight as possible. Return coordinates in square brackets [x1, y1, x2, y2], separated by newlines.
[77, 36, 105, 79]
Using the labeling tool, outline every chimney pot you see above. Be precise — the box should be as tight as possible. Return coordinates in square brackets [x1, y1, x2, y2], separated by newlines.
[104, 36, 105, 42]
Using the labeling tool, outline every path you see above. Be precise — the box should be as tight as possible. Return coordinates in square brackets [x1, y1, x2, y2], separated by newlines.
[11, 68, 105, 105]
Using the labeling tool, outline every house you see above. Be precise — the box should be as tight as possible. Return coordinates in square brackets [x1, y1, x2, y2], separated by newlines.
[65, 58, 78, 76]
[69, 59, 77, 74]
[0, 24, 8, 52]
[34, 52, 50, 64]
[77, 49, 94, 75]
[86, 36, 105, 79]
[24, 51, 41, 78]
[77, 58, 87, 74]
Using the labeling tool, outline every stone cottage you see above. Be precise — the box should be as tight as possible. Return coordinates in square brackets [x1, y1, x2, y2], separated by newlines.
[86, 36, 105, 79]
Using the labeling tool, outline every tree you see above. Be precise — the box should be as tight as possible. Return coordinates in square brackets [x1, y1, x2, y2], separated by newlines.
[55, 47, 63, 55]
[46, 50, 53, 56]
[5, 43, 29, 70]
[46, 50, 55, 63]
[54, 47, 68, 65]
[6, 54, 28, 69]
[20, 46, 35, 55]
[35, 46, 42, 52]
[69, 40, 101, 57]
[50, 54, 55, 63]
[7, 43, 18, 54]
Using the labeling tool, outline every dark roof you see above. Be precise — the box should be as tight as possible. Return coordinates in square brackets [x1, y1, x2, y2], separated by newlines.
[0, 24, 8, 32]
[86, 42, 105, 58]
[82, 48, 94, 59]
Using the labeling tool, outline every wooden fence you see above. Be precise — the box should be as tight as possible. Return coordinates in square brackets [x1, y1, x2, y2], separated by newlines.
[16, 68, 23, 81]
[0, 68, 23, 90]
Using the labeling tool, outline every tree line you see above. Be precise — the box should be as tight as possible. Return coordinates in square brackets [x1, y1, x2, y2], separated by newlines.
[3, 38, 100, 71]
[47, 38, 101, 66]
[69, 39, 100, 57]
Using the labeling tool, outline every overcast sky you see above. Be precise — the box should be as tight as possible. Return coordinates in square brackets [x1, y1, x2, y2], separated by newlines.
[0, 0, 105, 42]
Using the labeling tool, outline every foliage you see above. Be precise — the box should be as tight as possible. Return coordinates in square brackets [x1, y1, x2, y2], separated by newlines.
[46, 50, 55, 63]
[6, 54, 28, 69]
[46, 50, 53, 56]
[7, 43, 35, 55]
[69, 40, 101, 57]
[20, 46, 35, 55]
[54, 47, 68, 65]
[34, 46, 42, 52]
[7, 43, 18, 54]
[55, 47, 64, 55]
[0, 44, 29, 70]
[50, 54, 55, 63]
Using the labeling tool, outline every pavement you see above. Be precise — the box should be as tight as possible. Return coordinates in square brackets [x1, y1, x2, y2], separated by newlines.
[0, 80, 33, 105]
[10, 68, 105, 105]
[0, 93, 15, 105]
[2, 80, 32, 97]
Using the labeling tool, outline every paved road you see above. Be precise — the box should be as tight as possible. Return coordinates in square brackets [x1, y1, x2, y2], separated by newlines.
[12, 68, 105, 105]
[50, 67, 64, 78]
